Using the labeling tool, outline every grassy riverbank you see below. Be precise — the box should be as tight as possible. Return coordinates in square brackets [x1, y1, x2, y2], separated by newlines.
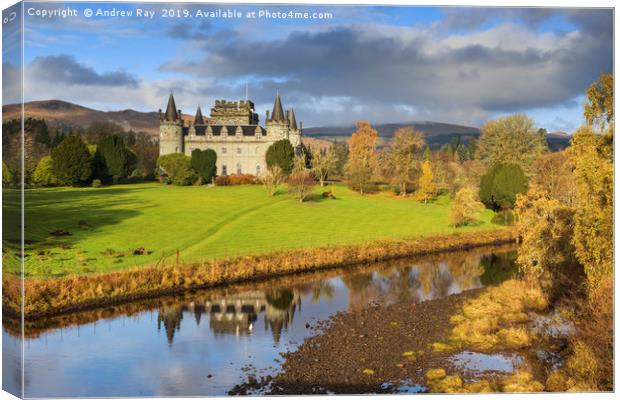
[3, 183, 500, 277]
[3, 229, 515, 319]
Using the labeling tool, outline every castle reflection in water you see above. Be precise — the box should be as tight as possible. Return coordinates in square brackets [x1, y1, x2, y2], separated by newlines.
[157, 289, 301, 345]
[155, 251, 516, 346]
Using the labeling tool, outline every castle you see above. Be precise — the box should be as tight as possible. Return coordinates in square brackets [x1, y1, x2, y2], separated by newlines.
[159, 93, 302, 177]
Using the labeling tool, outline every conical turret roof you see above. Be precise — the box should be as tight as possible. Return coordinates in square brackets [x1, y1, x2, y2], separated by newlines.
[289, 108, 297, 130]
[271, 94, 285, 122]
[194, 106, 205, 125]
[165, 93, 179, 121]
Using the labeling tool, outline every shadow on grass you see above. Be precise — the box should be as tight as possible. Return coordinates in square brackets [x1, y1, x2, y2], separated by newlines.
[4, 186, 151, 261]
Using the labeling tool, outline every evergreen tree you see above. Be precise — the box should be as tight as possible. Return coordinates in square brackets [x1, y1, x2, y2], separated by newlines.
[51, 135, 93, 185]
[479, 163, 528, 211]
[191, 148, 217, 183]
[94, 134, 134, 182]
[266, 139, 295, 174]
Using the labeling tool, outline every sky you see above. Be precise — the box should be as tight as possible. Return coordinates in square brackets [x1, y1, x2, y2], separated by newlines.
[2, 2, 614, 131]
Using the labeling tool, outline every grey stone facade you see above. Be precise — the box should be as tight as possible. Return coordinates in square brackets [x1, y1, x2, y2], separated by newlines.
[159, 93, 302, 177]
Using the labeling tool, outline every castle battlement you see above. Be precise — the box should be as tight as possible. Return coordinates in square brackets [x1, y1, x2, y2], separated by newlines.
[159, 93, 302, 177]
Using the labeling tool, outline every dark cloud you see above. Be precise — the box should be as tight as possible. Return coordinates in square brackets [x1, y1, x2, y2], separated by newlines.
[166, 20, 212, 40]
[28, 54, 139, 87]
[160, 6, 612, 125]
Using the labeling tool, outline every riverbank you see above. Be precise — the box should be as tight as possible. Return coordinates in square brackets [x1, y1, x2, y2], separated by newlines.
[3, 229, 515, 319]
[234, 279, 558, 395]
[230, 288, 482, 395]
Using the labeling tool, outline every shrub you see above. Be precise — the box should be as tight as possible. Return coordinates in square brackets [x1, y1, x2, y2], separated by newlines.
[266, 139, 295, 174]
[92, 179, 102, 188]
[262, 165, 284, 196]
[33, 156, 59, 186]
[191, 148, 217, 184]
[156, 153, 196, 186]
[479, 163, 528, 211]
[130, 169, 143, 178]
[450, 187, 484, 227]
[215, 174, 256, 186]
[51, 135, 93, 185]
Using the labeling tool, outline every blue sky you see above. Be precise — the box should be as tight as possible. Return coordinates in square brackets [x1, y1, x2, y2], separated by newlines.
[3, 2, 613, 131]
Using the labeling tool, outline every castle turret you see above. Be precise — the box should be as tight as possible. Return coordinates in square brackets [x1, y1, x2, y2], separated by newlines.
[159, 93, 184, 155]
[288, 108, 302, 147]
[194, 106, 205, 125]
[266, 93, 289, 139]
[270, 94, 285, 122]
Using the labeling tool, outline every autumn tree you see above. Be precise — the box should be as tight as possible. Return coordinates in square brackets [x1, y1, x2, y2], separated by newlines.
[531, 151, 577, 207]
[287, 155, 316, 202]
[477, 114, 547, 172]
[414, 160, 436, 203]
[569, 126, 613, 290]
[515, 187, 576, 289]
[379, 127, 425, 195]
[449, 187, 484, 227]
[434, 155, 467, 198]
[262, 165, 284, 196]
[311, 147, 337, 187]
[584, 73, 613, 134]
[345, 121, 378, 194]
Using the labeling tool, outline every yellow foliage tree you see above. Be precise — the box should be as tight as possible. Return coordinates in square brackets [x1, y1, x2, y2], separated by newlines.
[415, 160, 436, 203]
[449, 187, 484, 227]
[345, 121, 378, 194]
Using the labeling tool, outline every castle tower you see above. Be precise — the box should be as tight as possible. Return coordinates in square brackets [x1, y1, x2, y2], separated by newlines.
[288, 108, 302, 147]
[194, 105, 205, 125]
[266, 93, 289, 139]
[159, 93, 184, 155]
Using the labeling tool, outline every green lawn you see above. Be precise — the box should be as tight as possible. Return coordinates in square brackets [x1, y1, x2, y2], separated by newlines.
[2, 183, 501, 277]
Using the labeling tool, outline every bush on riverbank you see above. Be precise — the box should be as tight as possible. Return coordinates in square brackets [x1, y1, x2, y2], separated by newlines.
[3, 229, 515, 318]
[432, 279, 547, 352]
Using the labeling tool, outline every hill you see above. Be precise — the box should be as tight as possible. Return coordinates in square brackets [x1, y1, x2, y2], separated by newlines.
[2, 100, 571, 150]
[2, 100, 166, 137]
[304, 122, 571, 150]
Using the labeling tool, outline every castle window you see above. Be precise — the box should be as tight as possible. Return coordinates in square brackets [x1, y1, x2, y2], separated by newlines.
[236, 163, 242, 175]
[221, 165, 227, 175]
[256, 165, 261, 176]
[237, 147, 242, 155]
[222, 147, 227, 154]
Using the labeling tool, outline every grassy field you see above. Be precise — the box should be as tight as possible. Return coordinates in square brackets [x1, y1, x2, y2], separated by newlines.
[3, 183, 501, 277]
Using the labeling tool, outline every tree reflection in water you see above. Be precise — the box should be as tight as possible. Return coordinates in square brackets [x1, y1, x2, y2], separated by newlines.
[12, 247, 517, 347]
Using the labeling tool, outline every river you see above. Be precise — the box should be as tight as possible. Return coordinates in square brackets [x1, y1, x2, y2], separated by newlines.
[3, 245, 517, 397]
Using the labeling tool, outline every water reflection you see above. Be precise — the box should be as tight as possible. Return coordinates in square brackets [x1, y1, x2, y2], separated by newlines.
[3, 245, 517, 397]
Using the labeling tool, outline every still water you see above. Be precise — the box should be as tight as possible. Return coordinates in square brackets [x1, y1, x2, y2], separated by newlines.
[3, 246, 516, 397]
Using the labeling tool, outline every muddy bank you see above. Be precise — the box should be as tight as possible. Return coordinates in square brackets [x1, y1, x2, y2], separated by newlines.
[3, 229, 515, 319]
[230, 289, 484, 395]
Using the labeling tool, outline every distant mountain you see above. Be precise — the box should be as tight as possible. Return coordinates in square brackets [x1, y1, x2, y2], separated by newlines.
[2, 100, 166, 137]
[2, 100, 571, 150]
[304, 121, 481, 148]
[304, 122, 571, 150]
